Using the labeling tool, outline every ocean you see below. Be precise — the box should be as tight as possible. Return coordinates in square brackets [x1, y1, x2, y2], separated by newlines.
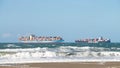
[0, 43, 120, 64]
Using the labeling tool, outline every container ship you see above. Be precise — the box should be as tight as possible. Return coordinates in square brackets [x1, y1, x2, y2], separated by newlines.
[75, 37, 111, 43]
[18, 34, 64, 43]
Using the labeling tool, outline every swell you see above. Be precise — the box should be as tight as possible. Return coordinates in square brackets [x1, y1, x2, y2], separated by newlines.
[0, 43, 120, 49]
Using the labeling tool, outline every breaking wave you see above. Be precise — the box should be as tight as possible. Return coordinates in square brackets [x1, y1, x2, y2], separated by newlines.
[1, 45, 120, 64]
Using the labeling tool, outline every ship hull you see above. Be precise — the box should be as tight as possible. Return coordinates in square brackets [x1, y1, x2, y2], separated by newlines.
[20, 40, 64, 43]
[75, 40, 111, 43]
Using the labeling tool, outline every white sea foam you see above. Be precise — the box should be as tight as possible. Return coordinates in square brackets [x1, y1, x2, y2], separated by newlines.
[0, 46, 120, 64]
[5, 44, 20, 48]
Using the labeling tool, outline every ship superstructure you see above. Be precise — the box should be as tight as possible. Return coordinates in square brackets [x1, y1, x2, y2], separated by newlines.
[19, 34, 64, 43]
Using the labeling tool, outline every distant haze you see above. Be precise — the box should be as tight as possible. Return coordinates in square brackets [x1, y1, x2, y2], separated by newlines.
[0, 0, 120, 42]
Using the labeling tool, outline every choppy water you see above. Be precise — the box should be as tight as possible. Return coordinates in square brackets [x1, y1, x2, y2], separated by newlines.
[0, 43, 120, 64]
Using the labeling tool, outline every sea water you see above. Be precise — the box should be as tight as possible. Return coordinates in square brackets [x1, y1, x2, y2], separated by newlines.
[0, 43, 120, 64]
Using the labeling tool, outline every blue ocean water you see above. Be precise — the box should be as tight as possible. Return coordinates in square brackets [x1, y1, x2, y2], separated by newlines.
[0, 43, 120, 64]
[0, 43, 120, 49]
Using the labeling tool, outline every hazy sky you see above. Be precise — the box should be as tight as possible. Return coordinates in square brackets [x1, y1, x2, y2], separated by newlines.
[0, 0, 120, 42]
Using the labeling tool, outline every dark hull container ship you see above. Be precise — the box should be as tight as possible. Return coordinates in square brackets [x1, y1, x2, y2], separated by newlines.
[18, 34, 64, 43]
[75, 37, 111, 43]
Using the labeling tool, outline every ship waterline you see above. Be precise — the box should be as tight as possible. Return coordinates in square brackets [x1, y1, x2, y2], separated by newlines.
[20, 40, 64, 43]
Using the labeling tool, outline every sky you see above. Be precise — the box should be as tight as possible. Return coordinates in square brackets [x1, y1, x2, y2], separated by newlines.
[0, 0, 120, 42]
